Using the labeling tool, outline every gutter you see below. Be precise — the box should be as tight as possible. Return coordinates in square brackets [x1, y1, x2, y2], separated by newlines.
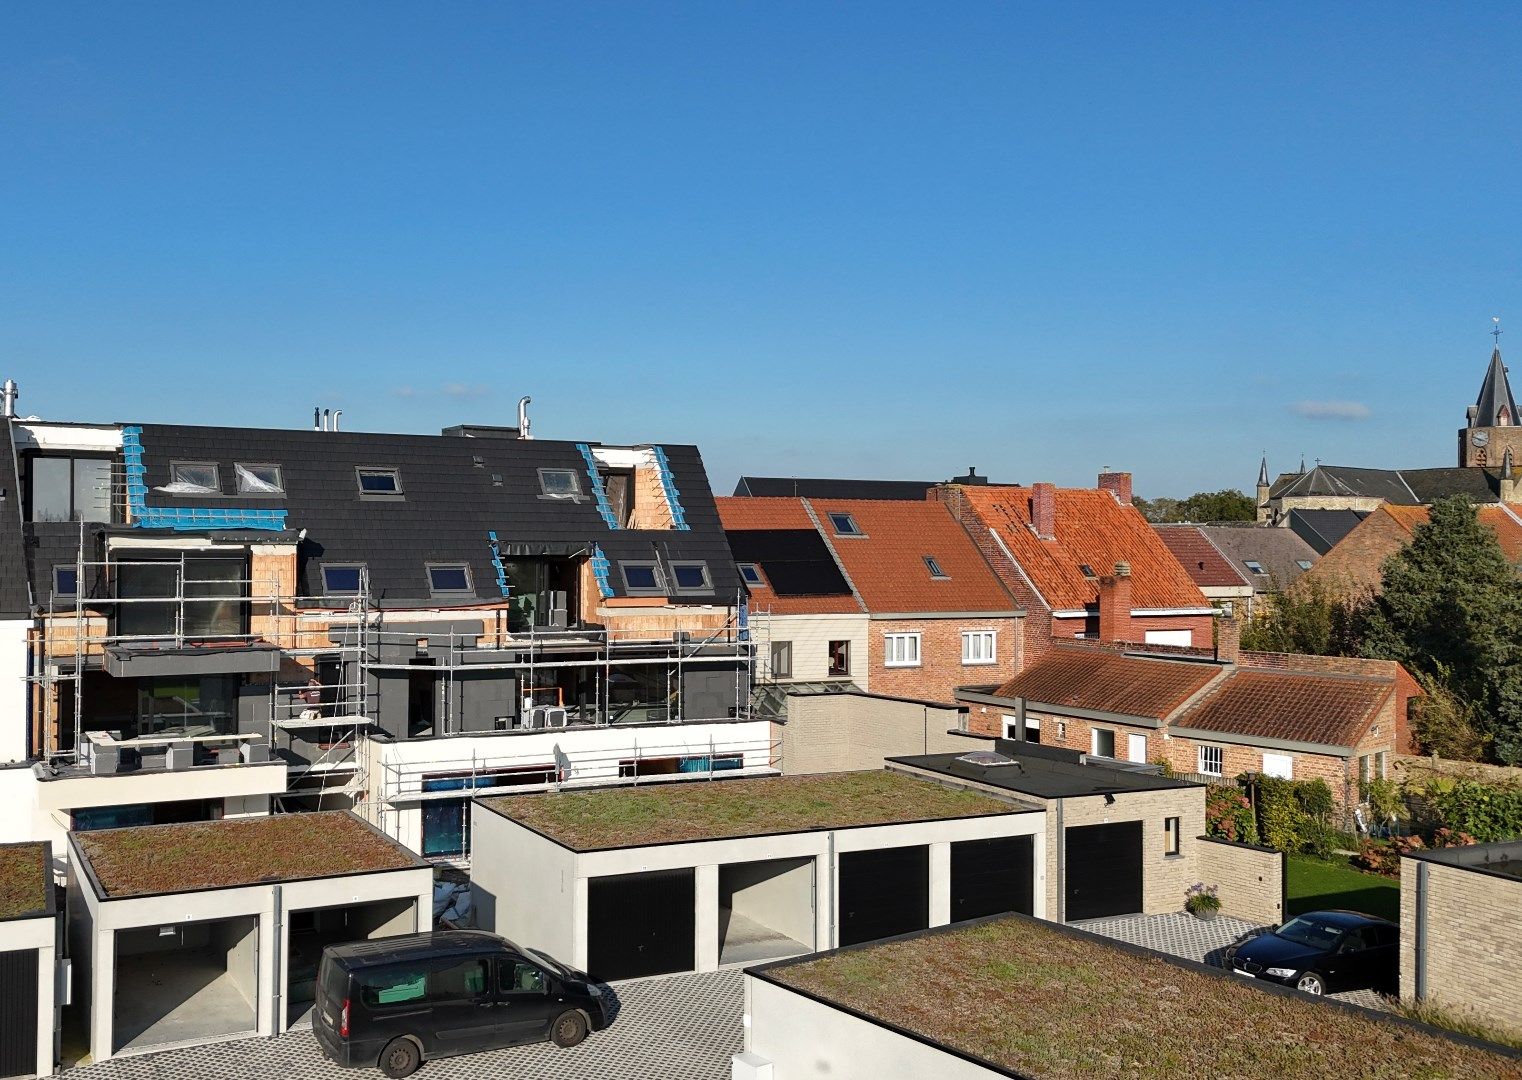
[1163, 726, 1354, 758]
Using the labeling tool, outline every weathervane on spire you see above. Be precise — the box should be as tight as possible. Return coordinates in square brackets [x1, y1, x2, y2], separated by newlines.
[1494, 316, 1504, 347]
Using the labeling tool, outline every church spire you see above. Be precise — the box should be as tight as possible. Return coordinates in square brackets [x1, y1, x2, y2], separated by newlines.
[1473, 335, 1520, 428]
[1257, 454, 1269, 487]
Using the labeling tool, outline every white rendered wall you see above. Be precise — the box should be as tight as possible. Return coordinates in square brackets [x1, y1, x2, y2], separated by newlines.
[469, 804, 580, 964]
[754, 613, 869, 688]
[0, 620, 31, 765]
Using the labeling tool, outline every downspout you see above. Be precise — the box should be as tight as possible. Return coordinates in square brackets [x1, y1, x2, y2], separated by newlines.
[1414, 860, 1428, 1001]
[272, 883, 284, 1033]
[1055, 798, 1065, 922]
[827, 830, 837, 950]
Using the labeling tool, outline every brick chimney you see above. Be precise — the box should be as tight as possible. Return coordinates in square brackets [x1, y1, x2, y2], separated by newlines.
[1216, 614, 1240, 664]
[1098, 471, 1133, 506]
[1031, 482, 1056, 540]
[1098, 561, 1134, 643]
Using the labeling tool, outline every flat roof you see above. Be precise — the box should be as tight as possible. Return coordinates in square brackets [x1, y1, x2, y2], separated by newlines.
[1405, 838, 1522, 882]
[757, 915, 1522, 1079]
[887, 747, 1197, 800]
[0, 842, 51, 921]
[73, 811, 425, 899]
[479, 771, 1030, 852]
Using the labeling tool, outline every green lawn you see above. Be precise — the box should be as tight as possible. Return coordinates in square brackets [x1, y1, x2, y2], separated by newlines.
[1285, 854, 1400, 923]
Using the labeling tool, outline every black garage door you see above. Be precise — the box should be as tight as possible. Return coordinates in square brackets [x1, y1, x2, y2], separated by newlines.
[1064, 821, 1143, 921]
[838, 846, 928, 946]
[587, 869, 695, 981]
[0, 948, 38, 1080]
[951, 835, 1035, 922]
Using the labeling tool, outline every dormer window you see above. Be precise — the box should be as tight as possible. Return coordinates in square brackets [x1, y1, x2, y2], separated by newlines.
[923, 556, 949, 579]
[356, 468, 403, 498]
[827, 513, 862, 537]
[164, 462, 220, 494]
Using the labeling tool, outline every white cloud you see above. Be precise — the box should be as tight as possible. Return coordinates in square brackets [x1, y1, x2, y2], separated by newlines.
[1291, 400, 1370, 421]
[392, 385, 416, 398]
[441, 382, 490, 399]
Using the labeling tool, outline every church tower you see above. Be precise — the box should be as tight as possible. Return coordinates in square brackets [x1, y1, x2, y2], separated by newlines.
[1255, 454, 1271, 523]
[1460, 339, 1522, 467]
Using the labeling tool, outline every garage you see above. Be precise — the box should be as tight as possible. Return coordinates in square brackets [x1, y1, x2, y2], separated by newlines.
[0, 948, 39, 1080]
[718, 857, 814, 966]
[285, 898, 417, 1027]
[838, 846, 929, 947]
[0, 841, 58, 1080]
[112, 916, 259, 1054]
[587, 869, 695, 981]
[1064, 821, 1143, 920]
[950, 835, 1034, 922]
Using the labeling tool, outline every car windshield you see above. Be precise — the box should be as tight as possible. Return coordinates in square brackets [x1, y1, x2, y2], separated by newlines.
[1274, 916, 1345, 950]
[523, 947, 569, 977]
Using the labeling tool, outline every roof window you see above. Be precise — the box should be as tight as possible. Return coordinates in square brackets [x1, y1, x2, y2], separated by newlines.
[235, 463, 283, 495]
[356, 468, 403, 497]
[1296, 559, 1314, 571]
[538, 468, 582, 498]
[923, 555, 949, 579]
[322, 564, 366, 595]
[162, 461, 220, 495]
[54, 566, 78, 598]
[427, 564, 474, 597]
[1079, 564, 1097, 578]
[620, 562, 664, 594]
[738, 563, 764, 586]
[827, 512, 862, 537]
[1244, 560, 1266, 575]
[671, 562, 711, 593]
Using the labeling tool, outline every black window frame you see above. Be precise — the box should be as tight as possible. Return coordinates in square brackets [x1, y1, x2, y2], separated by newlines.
[1164, 816, 1181, 856]
[827, 512, 862, 537]
[923, 555, 949, 579]
[168, 460, 221, 494]
[321, 563, 367, 596]
[537, 467, 584, 499]
[234, 461, 285, 496]
[426, 563, 474, 599]
[620, 561, 664, 595]
[355, 467, 404, 499]
[669, 561, 711, 594]
[25, 453, 116, 523]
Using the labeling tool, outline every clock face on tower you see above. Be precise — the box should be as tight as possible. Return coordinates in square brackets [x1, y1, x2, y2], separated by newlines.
[1474, 430, 1492, 447]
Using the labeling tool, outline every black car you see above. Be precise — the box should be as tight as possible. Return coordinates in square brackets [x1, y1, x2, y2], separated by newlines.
[314, 931, 609, 1078]
[1223, 910, 1398, 996]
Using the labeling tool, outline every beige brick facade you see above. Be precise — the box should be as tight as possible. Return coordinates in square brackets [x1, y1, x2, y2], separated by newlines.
[1401, 856, 1522, 1032]
[1199, 837, 1284, 924]
[1048, 786, 1205, 918]
[776, 693, 973, 775]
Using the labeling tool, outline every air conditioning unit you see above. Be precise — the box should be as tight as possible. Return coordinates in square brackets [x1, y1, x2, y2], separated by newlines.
[165, 744, 193, 771]
[526, 706, 550, 730]
[240, 741, 270, 764]
[543, 707, 568, 728]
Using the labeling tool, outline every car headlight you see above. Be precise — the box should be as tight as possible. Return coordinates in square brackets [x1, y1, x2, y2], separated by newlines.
[1265, 967, 1297, 978]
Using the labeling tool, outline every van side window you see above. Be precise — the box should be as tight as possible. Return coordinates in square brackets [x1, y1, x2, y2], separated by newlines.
[358, 959, 490, 1007]
[501, 959, 548, 995]
[429, 959, 490, 1001]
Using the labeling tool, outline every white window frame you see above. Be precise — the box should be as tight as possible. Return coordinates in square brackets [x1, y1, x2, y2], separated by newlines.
[1091, 728, 1116, 759]
[1262, 752, 1294, 780]
[883, 632, 922, 668]
[1127, 732, 1148, 763]
[961, 630, 997, 666]
[1198, 744, 1224, 777]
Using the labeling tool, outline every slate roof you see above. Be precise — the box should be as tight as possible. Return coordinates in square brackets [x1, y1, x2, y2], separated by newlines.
[1172, 668, 1395, 750]
[716, 498, 859, 615]
[1399, 467, 1503, 504]
[988, 645, 1223, 720]
[1196, 524, 1320, 589]
[1473, 347, 1520, 427]
[953, 486, 1208, 612]
[807, 498, 1018, 613]
[0, 424, 32, 618]
[1153, 526, 1251, 589]
[734, 476, 937, 501]
[134, 424, 741, 606]
[1269, 464, 1503, 507]
[1289, 509, 1370, 555]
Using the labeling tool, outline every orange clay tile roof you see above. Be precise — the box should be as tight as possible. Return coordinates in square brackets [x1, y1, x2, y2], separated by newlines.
[990, 644, 1223, 719]
[955, 486, 1208, 611]
[1384, 504, 1522, 561]
[1173, 669, 1394, 749]
[715, 496, 862, 615]
[808, 498, 1017, 613]
[1153, 526, 1250, 589]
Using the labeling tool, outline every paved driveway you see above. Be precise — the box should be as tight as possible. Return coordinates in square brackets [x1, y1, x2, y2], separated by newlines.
[64, 969, 743, 1080]
[1074, 912, 1391, 1011]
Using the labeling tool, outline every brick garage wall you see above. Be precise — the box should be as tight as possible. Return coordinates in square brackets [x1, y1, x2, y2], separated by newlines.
[868, 616, 1023, 706]
[1049, 786, 1205, 918]
[777, 693, 973, 775]
[1199, 837, 1284, 925]
[1401, 857, 1522, 1031]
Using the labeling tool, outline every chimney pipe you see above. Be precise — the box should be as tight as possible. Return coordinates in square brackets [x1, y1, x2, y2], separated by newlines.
[332, 410, 342, 432]
[322, 408, 330, 432]
[1216, 614, 1241, 664]
[1031, 482, 1056, 540]
[1098, 561, 1134, 644]
[0, 379, 17, 419]
[517, 396, 533, 440]
[1098, 471, 1133, 507]
[313, 407, 321, 431]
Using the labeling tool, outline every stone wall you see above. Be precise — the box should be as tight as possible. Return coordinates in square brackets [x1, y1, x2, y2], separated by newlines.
[776, 692, 974, 775]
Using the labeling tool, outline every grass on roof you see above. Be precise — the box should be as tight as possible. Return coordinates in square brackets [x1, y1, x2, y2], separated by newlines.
[486, 771, 1015, 850]
[0, 843, 48, 920]
[771, 916, 1522, 1080]
[76, 813, 418, 898]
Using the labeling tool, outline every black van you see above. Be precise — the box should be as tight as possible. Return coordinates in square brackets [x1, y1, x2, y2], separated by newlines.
[314, 930, 609, 1078]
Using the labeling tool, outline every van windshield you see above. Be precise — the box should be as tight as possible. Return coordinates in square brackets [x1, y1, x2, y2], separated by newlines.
[523, 948, 568, 977]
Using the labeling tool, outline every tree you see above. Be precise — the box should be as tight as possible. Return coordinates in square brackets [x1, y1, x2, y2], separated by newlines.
[1361, 497, 1522, 764]
[1240, 576, 1367, 656]
[1133, 496, 1182, 523]
[1135, 490, 1256, 523]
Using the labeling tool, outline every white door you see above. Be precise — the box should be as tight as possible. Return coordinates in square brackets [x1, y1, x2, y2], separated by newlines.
[1127, 733, 1148, 763]
[1262, 753, 1294, 779]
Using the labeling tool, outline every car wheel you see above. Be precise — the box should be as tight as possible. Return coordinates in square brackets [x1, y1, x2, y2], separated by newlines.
[379, 1037, 422, 1078]
[1296, 972, 1326, 996]
[551, 1010, 589, 1048]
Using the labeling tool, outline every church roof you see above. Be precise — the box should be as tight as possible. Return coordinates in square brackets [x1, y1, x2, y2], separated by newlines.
[1473, 347, 1520, 428]
[1268, 464, 1503, 508]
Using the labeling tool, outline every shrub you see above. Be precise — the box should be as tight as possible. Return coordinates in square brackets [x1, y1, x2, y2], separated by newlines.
[1299, 820, 1337, 860]
[1430, 778, 1522, 842]
[1363, 777, 1404, 824]
[1184, 882, 1221, 914]
[1205, 786, 1258, 845]
[1256, 776, 1303, 852]
[1294, 778, 1335, 822]
[1351, 829, 1477, 878]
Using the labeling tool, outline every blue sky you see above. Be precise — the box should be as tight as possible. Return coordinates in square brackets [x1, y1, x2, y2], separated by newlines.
[3, 3, 1521, 497]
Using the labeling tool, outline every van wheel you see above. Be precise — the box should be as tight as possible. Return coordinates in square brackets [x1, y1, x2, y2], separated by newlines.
[379, 1037, 422, 1078]
[551, 1010, 588, 1048]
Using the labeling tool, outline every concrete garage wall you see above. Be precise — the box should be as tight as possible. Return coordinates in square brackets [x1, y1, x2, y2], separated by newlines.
[1199, 837, 1284, 925]
[777, 694, 975, 774]
[1402, 855, 1522, 1031]
[469, 804, 580, 962]
[1050, 787, 1205, 919]
[744, 974, 997, 1080]
[217, 918, 260, 1010]
[722, 858, 815, 949]
[0, 913, 59, 1079]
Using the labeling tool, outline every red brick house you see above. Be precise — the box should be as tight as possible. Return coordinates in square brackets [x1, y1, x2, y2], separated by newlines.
[935, 473, 1215, 655]
[958, 623, 1420, 812]
[717, 496, 1025, 704]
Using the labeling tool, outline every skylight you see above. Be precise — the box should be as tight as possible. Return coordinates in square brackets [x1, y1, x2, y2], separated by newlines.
[54, 566, 77, 597]
[1296, 559, 1314, 571]
[322, 564, 365, 595]
[538, 468, 582, 498]
[738, 563, 764, 586]
[163, 462, 220, 494]
[235, 463, 283, 495]
[923, 555, 949, 579]
[1079, 564, 1097, 578]
[427, 564, 473, 596]
[828, 512, 862, 536]
[671, 562, 711, 592]
[620, 562, 663, 594]
[356, 468, 402, 496]
[1244, 560, 1266, 575]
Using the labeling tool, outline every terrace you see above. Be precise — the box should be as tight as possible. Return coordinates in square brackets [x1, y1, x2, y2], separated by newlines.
[754, 914, 1522, 1079]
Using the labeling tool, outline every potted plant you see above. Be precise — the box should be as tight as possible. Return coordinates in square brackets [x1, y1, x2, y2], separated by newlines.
[1184, 883, 1221, 921]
